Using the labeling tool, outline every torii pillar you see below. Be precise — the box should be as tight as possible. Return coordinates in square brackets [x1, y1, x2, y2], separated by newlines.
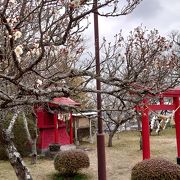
[138, 86, 180, 163]
[174, 97, 180, 164]
[141, 99, 150, 160]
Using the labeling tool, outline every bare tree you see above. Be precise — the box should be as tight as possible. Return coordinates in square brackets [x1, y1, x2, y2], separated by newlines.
[95, 27, 180, 147]
[102, 96, 135, 147]
[0, 0, 143, 179]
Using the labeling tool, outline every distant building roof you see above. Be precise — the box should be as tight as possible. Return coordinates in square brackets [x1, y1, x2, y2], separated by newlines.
[72, 111, 97, 117]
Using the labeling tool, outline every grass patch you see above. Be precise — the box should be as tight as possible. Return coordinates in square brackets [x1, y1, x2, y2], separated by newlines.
[160, 127, 175, 136]
[50, 172, 90, 180]
[0, 127, 177, 180]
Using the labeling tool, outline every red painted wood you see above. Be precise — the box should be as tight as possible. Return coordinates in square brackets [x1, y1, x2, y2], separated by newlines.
[37, 121, 70, 150]
[148, 104, 175, 111]
[37, 110, 71, 151]
[36, 97, 80, 151]
[58, 126, 70, 144]
[159, 98, 164, 105]
[163, 87, 180, 97]
[136, 104, 175, 111]
[36, 107, 45, 128]
[135, 87, 180, 161]
[54, 114, 59, 144]
[174, 97, 180, 157]
[142, 99, 150, 160]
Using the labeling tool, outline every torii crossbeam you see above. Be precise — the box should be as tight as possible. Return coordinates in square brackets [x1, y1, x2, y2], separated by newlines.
[136, 86, 180, 165]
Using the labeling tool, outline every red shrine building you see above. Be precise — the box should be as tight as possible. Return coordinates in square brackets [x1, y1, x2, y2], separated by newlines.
[35, 97, 80, 153]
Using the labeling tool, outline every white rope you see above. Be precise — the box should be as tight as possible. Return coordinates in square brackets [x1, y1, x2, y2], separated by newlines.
[156, 120, 161, 133]
[148, 105, 180, 133]
[148, 105, 180, 121]
[150, 116, 156, 130]
[163, 118, 170, 130]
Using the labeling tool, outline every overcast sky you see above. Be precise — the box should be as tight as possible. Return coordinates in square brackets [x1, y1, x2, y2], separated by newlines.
[84, 0, 180, 48]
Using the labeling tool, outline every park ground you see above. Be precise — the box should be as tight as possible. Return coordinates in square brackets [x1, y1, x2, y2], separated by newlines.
[0, 128, 177, 180]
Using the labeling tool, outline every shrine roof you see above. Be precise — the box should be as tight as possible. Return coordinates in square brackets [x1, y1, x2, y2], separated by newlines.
[49, 97, 81, 108]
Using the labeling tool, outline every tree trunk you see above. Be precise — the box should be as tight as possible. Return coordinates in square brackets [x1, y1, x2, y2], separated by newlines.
[5, 139, 33, 180]
[31, 138, 37, 164]
[108, 124, 120, 147]
[0, 112, 33, 180]
[139, 132, 142, 150]
[137, 117, 141, 131]
[22, 112, 38, 164]
[108, 133, 113, 147]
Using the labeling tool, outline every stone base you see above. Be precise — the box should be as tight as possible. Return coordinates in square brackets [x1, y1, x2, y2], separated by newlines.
[38, 144, 76, 159]
[177, 157, 180, 165]
[60, 144, 76, 151]
[49, 144, 60, 152]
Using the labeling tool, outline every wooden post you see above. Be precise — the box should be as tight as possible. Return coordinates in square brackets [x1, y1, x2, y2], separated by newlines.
[142, 99, 150, 160]
[89, 119, 93, 143]
[69, 112, 73, 144]
[160, 97, 164, 105]
[74, 119, 79, 145]
[94, 0, 106, 178]
[173, 97, 180, 164]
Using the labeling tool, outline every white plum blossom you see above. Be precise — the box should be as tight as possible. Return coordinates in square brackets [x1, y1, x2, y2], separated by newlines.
[12, 17, 18, 23]
[17, 57, 21, 63]
[34, 43, 39, 48]
[6, 17, 17, 26]
[14, 30, 22, 40]
[26, 51, 31, 56]
[70, 0, 81, 8]
[9, 0, 16, 4]
[14, 45, 23, 57]
[36, 79, 43, 87]
[32, 48, 40, 56]
[6, 18, 10, 23]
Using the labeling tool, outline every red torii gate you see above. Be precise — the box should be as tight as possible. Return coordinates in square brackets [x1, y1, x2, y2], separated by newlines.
[137, 86, 180, 164]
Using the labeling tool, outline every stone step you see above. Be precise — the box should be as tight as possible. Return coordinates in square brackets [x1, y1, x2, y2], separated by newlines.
[60, 144, 76, 151]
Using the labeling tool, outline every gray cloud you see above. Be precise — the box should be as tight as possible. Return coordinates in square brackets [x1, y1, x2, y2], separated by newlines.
[129, 0, 163, 20]
[119, 0, 180, 35]
[84, 0, 180, 47]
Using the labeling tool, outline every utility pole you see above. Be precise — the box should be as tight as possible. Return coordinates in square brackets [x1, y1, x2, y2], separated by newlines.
[93, 0, 106, 179]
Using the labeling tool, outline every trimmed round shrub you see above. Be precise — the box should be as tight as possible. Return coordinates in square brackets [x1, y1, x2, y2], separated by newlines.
[54, 149, 90, 175]
[131, 158, 180, 180]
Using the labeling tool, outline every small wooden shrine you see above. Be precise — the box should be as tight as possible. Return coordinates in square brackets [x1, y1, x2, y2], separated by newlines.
[35, 97, 80, 153]
[72, 111, 97, 145]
